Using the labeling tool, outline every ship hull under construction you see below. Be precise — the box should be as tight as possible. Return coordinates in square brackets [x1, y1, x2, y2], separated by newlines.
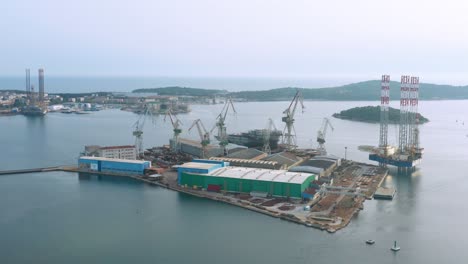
[226, 129, 282, 149]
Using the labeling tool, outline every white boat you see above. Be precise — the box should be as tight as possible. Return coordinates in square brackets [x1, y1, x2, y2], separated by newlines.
[391, 240, 400, 251]
[366, 239, 375, 245]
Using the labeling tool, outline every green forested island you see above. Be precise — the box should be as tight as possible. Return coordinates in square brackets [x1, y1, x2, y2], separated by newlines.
[332, 106, 429, 124]
[132, 80, 468, 101]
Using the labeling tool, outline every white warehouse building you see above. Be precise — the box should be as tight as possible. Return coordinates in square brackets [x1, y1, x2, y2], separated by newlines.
[84, 145, 137, 160]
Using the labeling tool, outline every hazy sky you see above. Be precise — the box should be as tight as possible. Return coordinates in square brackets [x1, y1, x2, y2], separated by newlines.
[2, 0, 468, 83]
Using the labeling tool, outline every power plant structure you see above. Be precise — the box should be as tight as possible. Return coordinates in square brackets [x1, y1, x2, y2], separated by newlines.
[369, 75, 423, 171]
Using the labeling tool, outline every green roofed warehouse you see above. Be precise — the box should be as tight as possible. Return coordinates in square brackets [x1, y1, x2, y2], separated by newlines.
[178, 160, 317, 198]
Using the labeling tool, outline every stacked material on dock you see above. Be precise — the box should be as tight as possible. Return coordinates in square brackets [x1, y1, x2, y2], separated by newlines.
[373, 187, 396, 200]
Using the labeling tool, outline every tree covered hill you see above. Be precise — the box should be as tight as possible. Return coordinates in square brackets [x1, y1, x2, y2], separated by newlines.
[332, 106, 429, 124]
[132, 81, 468, 101]
[228, 80, 468, 101]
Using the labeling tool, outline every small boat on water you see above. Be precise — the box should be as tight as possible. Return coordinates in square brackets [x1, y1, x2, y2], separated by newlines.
[365, 239, 375, 245]
[391, 240, 400, 251]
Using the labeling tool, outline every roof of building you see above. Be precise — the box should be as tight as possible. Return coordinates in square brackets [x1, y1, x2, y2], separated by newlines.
[299, 159, 336, 169]
[210, 157, 278, 166]
[262, 151, 302, 167]
[226, 148, 266, 160]
[208, 166, 315, 184]
[79, 156, 149, 164]
[313, 155, 341, 161]
[99, 145, 136, 150]
[177, 161, 219, 170]
[289, 166, 324, 174]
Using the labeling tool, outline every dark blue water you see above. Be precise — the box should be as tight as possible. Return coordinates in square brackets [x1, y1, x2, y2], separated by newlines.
[1, 101, 468, 263]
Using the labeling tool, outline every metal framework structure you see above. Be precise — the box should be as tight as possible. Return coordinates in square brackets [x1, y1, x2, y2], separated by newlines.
[38, 69, 44, 105]
[398, 75, 421, 156]
[398, 75, 411, 154]
[281, 90, 305, 150]
[164, 108, 183, 152]
[262, 118, 277, 155]
[379, 75, 390, 149]
[317, 117, 334, 155]
[189, 119, 210, 158]
[408, 77, 419, 150]
[371, 74, 422, 170]
[211, 98, 236, 155]
[25, 69, 31, 95]
[132, 106, 154, 158]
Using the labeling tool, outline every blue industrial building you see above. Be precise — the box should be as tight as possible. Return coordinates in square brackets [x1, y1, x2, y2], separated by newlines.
[78, 156, 151, 175]
[176, 159, 228, 185]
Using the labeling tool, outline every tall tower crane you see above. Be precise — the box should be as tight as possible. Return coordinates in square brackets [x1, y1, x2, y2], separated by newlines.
[262, 118, 277, 155]
[132, 106, 153, 158]
[211, 98, 236, 155]
[189, 119, 210, 158]
[281, 90, 305, 150]
[164, 108, 183, 152]
[317, 118, 334, 155]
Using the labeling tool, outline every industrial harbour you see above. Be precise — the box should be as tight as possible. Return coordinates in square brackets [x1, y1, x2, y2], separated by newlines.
[2, 95, 467, 264]
[0, 74, 425, 233]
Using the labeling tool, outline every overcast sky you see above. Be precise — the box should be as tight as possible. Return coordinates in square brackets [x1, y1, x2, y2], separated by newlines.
[1, 0, 468, 83]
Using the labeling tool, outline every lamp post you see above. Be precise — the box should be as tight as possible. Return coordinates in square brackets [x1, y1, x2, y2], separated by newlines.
[345, 146, 348, 160]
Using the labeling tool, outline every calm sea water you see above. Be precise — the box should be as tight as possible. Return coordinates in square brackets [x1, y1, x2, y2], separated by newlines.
[1, 100, 468, 264]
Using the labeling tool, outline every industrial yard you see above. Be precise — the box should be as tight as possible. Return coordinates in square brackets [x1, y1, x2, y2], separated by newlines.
[72, 81, 406, 232]
[150, 159, 386, 232]
[3, 74, 422, 233]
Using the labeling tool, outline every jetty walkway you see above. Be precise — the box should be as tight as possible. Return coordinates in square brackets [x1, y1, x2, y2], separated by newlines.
[0, 166, 74, 175]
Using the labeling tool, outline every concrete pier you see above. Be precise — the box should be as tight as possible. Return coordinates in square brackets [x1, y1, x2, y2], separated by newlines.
[0, 166, 63, 175]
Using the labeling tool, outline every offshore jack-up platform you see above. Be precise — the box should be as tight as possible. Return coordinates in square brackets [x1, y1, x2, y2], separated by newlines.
[369, 75, 423, 172]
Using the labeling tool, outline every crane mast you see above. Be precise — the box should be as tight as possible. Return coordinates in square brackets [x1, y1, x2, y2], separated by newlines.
[212, 98, 236, 155]
[164, 108, 183, 152]
[281, 90, 305, 150]
[189, 119, 210, 158]
[317, 117, 334, 155]
[132, 106, 153, 158]
[262, 118, 277, 155]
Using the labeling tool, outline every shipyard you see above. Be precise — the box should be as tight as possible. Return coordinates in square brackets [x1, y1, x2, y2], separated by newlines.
[0, 73, 425, 233]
